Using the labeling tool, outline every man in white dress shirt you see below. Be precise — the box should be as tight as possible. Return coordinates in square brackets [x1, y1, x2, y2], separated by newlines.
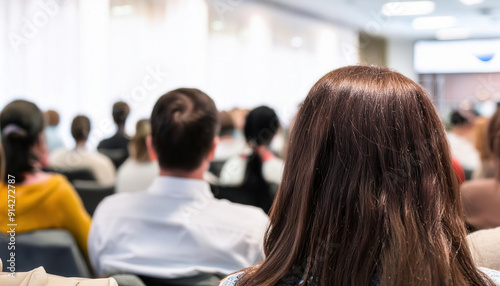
[88, 88, 269, 280]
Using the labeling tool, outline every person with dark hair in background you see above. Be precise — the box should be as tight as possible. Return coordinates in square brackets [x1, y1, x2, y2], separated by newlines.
[0, 100, 90, 257]
[213, 111, 246, 162]
[50, 115, 115, 186]
[44, 109, 65, 153]
[220, 66, 500, 286]
[88, 88, 269, 282]
[97, 101, 131, 168]
[115, 119, 159, 193]
[219, 106, 283, 212]
[447, 109, 480, 173]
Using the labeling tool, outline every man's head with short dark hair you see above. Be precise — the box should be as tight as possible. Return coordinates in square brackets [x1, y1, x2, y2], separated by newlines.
[150, 88, 219, 172]
[112, 101, 130, 127]
[71, 115, 91, 143]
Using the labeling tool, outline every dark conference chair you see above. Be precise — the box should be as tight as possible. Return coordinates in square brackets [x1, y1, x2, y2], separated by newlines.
[0, 229, 90, 277]
[137, 273, 224, 286]
[210, 183, 277, 213]
[98, 148, 128, 169]
[208, 160, 226, 178]
[44, 167, 96, 184]
[73, 181, 115, 216]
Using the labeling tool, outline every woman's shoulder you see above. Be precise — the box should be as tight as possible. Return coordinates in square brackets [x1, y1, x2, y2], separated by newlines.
[220, 272, 244, 286]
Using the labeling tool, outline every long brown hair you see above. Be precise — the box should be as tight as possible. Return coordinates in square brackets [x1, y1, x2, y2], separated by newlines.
[237, 66, 492, 286]
[130, 119, 152, 163]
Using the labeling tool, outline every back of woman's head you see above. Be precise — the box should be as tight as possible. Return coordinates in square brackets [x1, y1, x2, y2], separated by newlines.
[0, 100, 45, 184]
[244, 106, 280, 147]
[131, 119, 151, 162]
[241, 106, 280, 213]
[239, 66, 491, 286]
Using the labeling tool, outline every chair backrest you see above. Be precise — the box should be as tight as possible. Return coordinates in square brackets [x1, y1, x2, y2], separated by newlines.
[74, 181, 115, 216]
[44, 167, 96, 184]
[98, 148, 128, 169]
[210, 184, 256, 206]
[208, 161, 226, 178]
[0, 229, 90, 277]
[137, 273, 224, 286]
[210, 183, 275, 213]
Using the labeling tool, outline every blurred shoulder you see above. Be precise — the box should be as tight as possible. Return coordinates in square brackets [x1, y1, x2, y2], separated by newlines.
[92, 191, 144, 217]
[214, 198, 269, 222]
[461, 178, 497, 197]
[42, 173, 73, 189]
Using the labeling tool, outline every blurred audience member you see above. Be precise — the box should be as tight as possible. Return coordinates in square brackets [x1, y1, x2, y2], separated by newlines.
[221, 66, 500, 286]
[0, 100, 90, 257]
[473, 117, 495, 179]
[468, 226, 500, 271]
[462, 108, 500, 230]
[98, 101, 130, 168]
[229, 108, 248, 139]
[220, 106, 283, 191]
[213, 111, 246, 161]
[50, 115, 116, 186]
[44, 109, 65, 153]
[116, 119, 159, 193]
[447, 109, 480, 172]
[88, 88, 269, 279]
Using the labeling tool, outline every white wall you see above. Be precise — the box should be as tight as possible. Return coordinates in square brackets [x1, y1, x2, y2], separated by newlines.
[386, 38, 417, 82]
[1, 0, 359, 148]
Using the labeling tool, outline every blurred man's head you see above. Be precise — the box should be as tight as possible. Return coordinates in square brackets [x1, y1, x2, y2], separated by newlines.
[71, 115, 91, 144]
[112, 101, 130, 128]
[149, 88, 219, 175]
[45, 110, 60, 127]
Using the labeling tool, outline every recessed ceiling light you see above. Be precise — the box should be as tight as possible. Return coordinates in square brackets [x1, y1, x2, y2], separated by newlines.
[412, 16, 456, 30]
[435, 28, 472, 40]
[460, 0, 484, 5]
[381, 1, 435, 16]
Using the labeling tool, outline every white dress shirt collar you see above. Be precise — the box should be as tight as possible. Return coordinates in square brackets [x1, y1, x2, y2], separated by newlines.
[147, 176, 214, 200]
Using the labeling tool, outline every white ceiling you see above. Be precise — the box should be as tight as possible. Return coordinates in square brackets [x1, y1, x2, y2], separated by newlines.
[264, 0, 500, 40]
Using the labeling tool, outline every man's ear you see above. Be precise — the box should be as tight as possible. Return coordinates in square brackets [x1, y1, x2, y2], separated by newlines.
[207, 137, 219, 162]
[146, 135, 158, 162]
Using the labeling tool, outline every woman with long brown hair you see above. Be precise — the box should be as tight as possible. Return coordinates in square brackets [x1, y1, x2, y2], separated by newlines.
[220, 66, 500, 285]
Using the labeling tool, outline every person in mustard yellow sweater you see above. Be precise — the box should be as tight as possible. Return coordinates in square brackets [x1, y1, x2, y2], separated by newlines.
[0, 100, 91, 257]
